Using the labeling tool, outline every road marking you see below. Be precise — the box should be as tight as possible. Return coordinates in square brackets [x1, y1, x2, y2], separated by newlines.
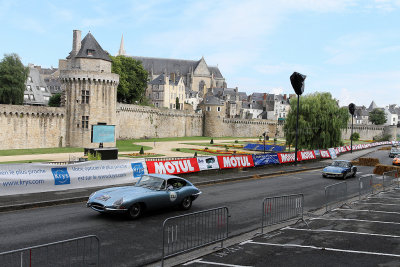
[283, 227, 400, 238]
[242, 240, 400, 258]
[334, 208, 400, 215]
[368, 196, 400, 200]
[355, 202, 400, 206]
[183, 258, 253, 267]
[361, 174, 372, 177]
[310, 218, 400, 225]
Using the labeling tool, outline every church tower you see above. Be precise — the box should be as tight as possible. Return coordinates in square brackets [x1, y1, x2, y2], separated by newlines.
[59, 30, 120, 148]
[117, 34, 126, 56]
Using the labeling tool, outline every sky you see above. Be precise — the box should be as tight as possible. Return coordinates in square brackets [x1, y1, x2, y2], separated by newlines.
[0, 0, 399, 108]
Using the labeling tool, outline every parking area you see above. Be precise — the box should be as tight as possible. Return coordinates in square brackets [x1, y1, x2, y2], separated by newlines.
[180, 187, 400, 267]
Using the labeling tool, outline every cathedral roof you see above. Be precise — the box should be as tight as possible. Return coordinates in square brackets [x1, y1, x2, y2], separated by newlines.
[149, 74, 166, 85]
[131, 56, 223, 78]
[75, 32, 111, 62]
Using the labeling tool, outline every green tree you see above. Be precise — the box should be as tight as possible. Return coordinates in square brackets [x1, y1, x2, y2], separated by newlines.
[351, 132, 360, 141]
[368, 108, 387, 125]
[48, 93, 61, 107]
[0, 53, 29, 104]
[175, 97, 180, 110]
[284, 92, 349, 150]
[110, 55, 148, 104]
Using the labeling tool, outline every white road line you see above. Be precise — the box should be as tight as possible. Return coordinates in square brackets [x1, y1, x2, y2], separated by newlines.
[183, 258, 253, 267]
[334, 208, 400, 215]
[368, 196, 400, 200]
[361, 174, 372, 177]
[310, 218, 400, 225]
[355, 202, 400, 206]
[283, 227, 400, 238]
[242, 240, 400, 258]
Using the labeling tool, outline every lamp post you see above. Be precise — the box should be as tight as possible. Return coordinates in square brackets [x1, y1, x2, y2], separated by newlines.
[262, 132, 266, 154]
[290, 72, 306, 165]
[348, 103, 355, 153]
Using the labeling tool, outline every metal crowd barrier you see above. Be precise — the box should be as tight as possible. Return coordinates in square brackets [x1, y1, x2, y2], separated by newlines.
[383, 170, 400, 190]
[261, 194, 307, 234]
[161, 207, 229, 266]
[359, 175, 374, 200]
[0, 235, 100, 267]
[325, 181, 348, 212]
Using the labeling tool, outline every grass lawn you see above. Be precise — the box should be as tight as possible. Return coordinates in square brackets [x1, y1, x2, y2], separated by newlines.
[119, 154, 165, 158]
[0, 159, 50, 164]
[172, 148, 219, 156]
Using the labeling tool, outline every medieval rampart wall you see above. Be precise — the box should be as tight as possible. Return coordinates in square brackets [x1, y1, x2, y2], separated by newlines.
[341, 124, 391, 140]
[0, 105, 66, 149]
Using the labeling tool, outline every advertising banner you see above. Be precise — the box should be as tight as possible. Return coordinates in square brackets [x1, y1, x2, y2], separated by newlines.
[346, 145, 351, 151]
[340, 146, 347, 152]
[298, 150, 316, 161]
[320, 150, 331, 158]
[252, 154, 280, 166]
[328, 148, 337, 159]
[0, 159, 147, 196]
[197, 156, 220, 171]
[146, 158, 200, 175]
[217, 155, 254, 169]
[277, 152, 296, 163]
[334, 148, 340, 155]
[314, 150, 320, 157]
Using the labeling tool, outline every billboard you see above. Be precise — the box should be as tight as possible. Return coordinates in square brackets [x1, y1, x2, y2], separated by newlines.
[92, 125, 115, 143]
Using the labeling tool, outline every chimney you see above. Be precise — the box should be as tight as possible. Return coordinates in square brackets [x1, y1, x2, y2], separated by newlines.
[72, 30, 82, 57]
[263, 93, 267, 100]
[234, 87, 238, 93]
[170, 73, 175, 83]
[283, 94, 287, 100]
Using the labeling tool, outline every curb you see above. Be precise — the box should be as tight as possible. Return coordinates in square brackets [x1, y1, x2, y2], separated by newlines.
[0, 196, 88, 212]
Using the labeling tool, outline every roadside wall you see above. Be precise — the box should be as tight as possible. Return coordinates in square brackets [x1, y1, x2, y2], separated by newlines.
[341, 124, 392, 140]
[0, 104, 66, 149]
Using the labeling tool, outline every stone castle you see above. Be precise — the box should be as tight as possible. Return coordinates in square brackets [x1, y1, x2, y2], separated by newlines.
[0, 30, 396, 150]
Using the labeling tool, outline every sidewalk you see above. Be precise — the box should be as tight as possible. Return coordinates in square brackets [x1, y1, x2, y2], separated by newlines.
[0, 147, 377, 212]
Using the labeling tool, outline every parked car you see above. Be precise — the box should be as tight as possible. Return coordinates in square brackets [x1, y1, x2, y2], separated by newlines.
[322, 160, 357, 179]
[393, 156, 400, 166]
[87, 174, 201, 219]
[389, 146, 400, 158]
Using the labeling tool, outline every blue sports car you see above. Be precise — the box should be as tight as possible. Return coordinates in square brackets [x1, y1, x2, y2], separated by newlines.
[87, 174, 201, 219]
[322, 160, 357, 179]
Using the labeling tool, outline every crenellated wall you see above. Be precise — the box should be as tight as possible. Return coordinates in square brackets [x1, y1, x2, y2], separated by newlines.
[0, 105, 65, 149]
[341, 124, 397, 141]
[116, 104, 203, 139]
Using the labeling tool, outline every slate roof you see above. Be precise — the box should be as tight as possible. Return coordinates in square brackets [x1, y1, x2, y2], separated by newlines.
[149, 74, 166, 85]
[131, 56, 223, 78]
[201, 95, 224, 106]
[24, 67, 52, 105]
[74, 32, 111, 62]
[368, 101, 378, 111]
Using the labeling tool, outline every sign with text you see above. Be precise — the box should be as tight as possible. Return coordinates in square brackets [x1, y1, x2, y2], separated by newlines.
[91, 125, 115, 143]
[319, 150, 331, 158]
[217, 155, 254, 169]
[197, 156, 220, 171]
[252, 153, 280, 166]
[277, 152, 296, 163]
[298, 150, 316, 161]
[328, 148, 337, 159]
[146, 158, 200, 175]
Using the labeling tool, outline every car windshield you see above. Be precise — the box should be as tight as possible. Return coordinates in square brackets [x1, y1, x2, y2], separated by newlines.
[331, 161, 349, 168]
[135, 175, 164, 190]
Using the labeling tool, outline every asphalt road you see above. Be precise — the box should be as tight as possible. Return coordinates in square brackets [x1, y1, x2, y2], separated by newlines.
[0, 149, 393, 266]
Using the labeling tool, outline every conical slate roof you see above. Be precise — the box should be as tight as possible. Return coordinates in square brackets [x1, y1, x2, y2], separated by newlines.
[367, 101, 378, 111]
[75, 32, 111, 62]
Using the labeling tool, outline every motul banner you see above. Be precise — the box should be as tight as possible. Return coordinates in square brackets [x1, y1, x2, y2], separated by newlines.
[340, 146, 347, 152]
[277, 152, 296, 163]
[146, 158, 200, 175]
[334, 148, 340, 155]
[320, 150, 331, 158]
[217, 155, 254, 169]
[298, 150, 316, 161]
[346, 145, 351, 151]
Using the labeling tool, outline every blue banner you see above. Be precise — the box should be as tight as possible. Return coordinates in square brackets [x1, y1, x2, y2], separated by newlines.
[252, 153, 280, 166]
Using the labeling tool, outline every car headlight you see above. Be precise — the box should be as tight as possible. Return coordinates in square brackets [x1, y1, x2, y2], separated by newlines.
[89, 192, 96, 199]
[112, 197, 124, 208]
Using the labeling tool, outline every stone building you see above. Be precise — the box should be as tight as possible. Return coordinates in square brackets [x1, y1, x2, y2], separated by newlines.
[148, 73, 186, 109]
[24, 65, 52, 105]
[59, 30, 119, 148]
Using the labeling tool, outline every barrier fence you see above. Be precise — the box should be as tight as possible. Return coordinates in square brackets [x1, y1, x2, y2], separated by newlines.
[161, 207, 229, 266]
[359, 175, 374, 200]
[261, 194, 307, 234]
[325, 181, 348, 212]
[383, 170, 400, 190]
[0, 235, 100, 267]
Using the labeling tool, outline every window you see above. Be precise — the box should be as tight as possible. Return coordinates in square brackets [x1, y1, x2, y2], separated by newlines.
[155, 102, 159, 107]
[82, 116, 89, 129]
[87, 49, 95, 56]
[206, 106, 211, 112]
[28, 76, 32, 82]
[31, 95, 35, 100]
[40, 87, 46, 92]
[44, 96, 50, 101]
[24, 94, 29, 100]
[26, 85, 31, 91]
[81, 90, 90, 104]
[217, 107, 221, 112]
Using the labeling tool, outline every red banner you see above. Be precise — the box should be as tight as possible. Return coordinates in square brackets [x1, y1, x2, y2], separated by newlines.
[146, 158, 200, 175]
[277, 152, 296, 163]
[298, 150, 316, 161]
[320, 149, 331, 158]
[217, 155, 254, 169]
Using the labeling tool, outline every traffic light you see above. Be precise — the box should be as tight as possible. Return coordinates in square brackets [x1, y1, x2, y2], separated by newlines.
[348, 103, 355, 116]
[290, 72, 306, 96]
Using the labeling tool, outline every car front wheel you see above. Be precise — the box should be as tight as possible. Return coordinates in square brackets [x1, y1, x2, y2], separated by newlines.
[342, 172, 347, 180]
[180, 196, 192, 210]
[127, 203, 142, 219]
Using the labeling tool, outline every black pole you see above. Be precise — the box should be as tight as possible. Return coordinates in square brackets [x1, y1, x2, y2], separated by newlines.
[350, 115, 353, 153]
[294, 95, 300, 165]
[263, 135, 266, 154]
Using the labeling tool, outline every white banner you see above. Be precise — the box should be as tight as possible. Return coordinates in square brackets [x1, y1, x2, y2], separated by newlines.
[0, 159, 148, 196]
[328, 148, 337, 159]
[197, 156, 220, 171]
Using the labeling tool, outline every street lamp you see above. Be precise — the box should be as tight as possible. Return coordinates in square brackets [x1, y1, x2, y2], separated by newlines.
[290, 72, 306, 165]
[348, 103, 355, 153]
[262, 132, 266, 154]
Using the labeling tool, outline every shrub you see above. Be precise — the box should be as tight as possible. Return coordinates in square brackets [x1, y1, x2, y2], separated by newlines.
[205, 147, 208, 150]
[176, 148, 180, 151]
[194, 152, 197, 157]
[351, 132, 360, 141]
[87, 152, 101, 161]
[373, 134, 392, 141]
[225, 145, 229, 151]
[210, 139, 214, 144]
[235, 140, 239, 143]
[139, 147, 144, 154]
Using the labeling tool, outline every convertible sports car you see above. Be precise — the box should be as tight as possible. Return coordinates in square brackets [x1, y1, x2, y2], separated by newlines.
[87, 174, 201, 219]
[322, 160, 357, 179]
[393, 156, 400, 166]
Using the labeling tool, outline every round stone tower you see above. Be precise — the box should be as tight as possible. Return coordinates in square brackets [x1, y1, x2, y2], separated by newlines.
[59, 30, 119, 148]
[198, 92, 225, 137]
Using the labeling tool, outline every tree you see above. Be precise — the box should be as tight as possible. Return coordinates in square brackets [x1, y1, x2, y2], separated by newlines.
[110, 55, 148, 104]
[0, 53, 29, 104]
[284, 92, 349, 150]
[351, 132, 360, 141]
[368, 108, 387, 125]
[175, 97, 180, 110]
[48, 93, 61, 107]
